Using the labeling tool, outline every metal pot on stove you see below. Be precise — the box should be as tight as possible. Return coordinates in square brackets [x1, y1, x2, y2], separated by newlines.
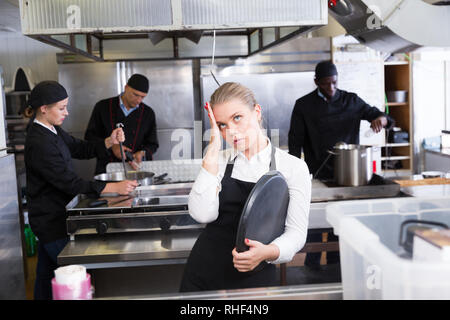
[328, 142, 373, 187]
[94, 171, 169, 186]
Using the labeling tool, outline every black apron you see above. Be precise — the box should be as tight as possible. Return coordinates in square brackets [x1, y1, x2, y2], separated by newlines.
[180, 146, 279, 292]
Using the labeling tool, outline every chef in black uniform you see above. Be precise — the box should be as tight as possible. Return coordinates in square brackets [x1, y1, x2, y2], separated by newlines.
[25, 81, 138, 300]
[180, 82, 311, 292]
[288, 60, 394, 268]
[84, 74, 159, 174]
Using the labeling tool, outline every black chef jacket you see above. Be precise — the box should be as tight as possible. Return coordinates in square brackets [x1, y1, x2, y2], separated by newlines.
[84, 96, 159, 174]
[25, 123, 108, 244]
[288, 89, 394, 180]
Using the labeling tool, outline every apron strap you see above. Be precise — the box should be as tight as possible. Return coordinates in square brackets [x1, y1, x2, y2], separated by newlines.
[269, 145, 276, 171]
[224, 153, 237, 177]
[225, 143, 276, 177]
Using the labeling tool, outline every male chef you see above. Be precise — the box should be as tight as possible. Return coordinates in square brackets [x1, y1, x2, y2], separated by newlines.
[288, 60, 394, 268]
[85, 74, 159, 174]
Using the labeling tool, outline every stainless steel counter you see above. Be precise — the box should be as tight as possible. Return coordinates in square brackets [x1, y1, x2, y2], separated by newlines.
[58, 229, 200, 268]
[424, 147, 450, 173]
[58, 202, 353, 268]
[103, 282, 343, 300]
[401, 184, 450, 197]
[0, 154, 26, 299]
[56, 176, 450, 299]
[424, 147, 450, 158]
[59, 177, 405, 268]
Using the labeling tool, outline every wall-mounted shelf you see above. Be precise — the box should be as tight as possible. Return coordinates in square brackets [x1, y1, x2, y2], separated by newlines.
[384, 61, 409, 66]
[381, 156, 410, 161]
[381, 59, 413, 172]
[384, 143, 410, 147]
[386, 102, 408, 106]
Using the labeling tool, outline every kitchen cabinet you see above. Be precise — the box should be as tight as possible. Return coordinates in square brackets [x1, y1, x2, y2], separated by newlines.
[381, 60, 413, 173]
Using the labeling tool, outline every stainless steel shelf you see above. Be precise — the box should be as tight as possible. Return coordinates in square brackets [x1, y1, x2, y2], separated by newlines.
[381, 156, 410, 161]
[383, 143, 410, 147]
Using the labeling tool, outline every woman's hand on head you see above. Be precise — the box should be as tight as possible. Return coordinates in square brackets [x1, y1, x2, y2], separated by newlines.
[205, 102, 222, 152]
[202, 102, 222, 175]
[232, 239, 280, 272]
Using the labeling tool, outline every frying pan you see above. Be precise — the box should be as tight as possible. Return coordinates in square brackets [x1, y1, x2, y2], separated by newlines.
[235, 170, 290, 253]
[94, 171, 156, 186]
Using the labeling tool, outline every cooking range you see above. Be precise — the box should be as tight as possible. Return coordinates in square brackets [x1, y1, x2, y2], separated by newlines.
[66, 182, 200, 240]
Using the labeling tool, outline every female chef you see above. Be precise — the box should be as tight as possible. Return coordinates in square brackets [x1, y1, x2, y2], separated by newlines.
[180, 82, 311, 291]
[24, 81, 138, 299]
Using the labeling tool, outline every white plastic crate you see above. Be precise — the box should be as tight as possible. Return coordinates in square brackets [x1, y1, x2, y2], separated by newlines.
[326, 197, 450, 300]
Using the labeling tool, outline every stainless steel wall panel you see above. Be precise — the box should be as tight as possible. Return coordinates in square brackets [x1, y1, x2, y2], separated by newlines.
[59, 59, 195, 177]
[152, 128, 195, 161]
[59, 62, 118, 180]
[0, 154, 25, 300]
[202, 36, 331, 75]
[59, 62, 118, 134]
[127, 60, 194, 130]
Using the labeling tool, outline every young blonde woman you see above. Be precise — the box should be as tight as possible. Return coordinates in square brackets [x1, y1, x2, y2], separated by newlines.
[180, 82, 311, 292]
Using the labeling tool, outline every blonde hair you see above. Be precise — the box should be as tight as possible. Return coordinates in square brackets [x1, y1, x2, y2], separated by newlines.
[210, 82, 257, 110]
[210, 82, 265, 128]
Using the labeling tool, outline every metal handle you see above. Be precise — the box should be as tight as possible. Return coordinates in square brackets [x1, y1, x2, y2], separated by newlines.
[313, 151, 334, 179]
[327, 149, 338, 156]
[399, 219, 449, 248]
[115, 123, 128, 179]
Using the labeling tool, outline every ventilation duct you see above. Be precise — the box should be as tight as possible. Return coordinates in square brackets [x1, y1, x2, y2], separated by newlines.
[20, 0, 327, 34]
[19, 0, 328, 61]
[329, 0, 450, 53]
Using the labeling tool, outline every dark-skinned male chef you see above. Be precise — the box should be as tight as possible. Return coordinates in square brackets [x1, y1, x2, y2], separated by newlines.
[288, 60, 394, 269]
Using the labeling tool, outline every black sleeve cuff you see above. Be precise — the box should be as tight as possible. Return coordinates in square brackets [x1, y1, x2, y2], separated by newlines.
[90, 180, 107, 196]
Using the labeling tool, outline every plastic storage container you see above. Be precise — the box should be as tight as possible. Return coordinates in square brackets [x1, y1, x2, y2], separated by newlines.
[326, 197, 450, 299]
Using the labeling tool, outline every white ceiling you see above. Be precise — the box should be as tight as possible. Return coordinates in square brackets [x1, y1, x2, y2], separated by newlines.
[0, 0, 21, 33]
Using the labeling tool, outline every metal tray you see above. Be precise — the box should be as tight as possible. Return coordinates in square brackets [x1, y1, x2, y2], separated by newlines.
[311, 174, 401, 202]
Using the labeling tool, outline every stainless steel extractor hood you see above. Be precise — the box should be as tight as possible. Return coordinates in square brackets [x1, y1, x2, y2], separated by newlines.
[328, 0, 450, 53]
[18, 0, 328, 62]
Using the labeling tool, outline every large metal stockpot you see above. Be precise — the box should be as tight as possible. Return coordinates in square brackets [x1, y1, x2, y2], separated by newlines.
[330, 143, 373, 187]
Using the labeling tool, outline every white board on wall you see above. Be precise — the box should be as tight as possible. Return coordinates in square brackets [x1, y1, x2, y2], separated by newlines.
[335, 60, 386, 146]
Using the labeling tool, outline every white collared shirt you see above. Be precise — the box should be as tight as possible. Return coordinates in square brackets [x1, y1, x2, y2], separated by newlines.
[188, 140, 311, 264]
[34, 118, 57, 135]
